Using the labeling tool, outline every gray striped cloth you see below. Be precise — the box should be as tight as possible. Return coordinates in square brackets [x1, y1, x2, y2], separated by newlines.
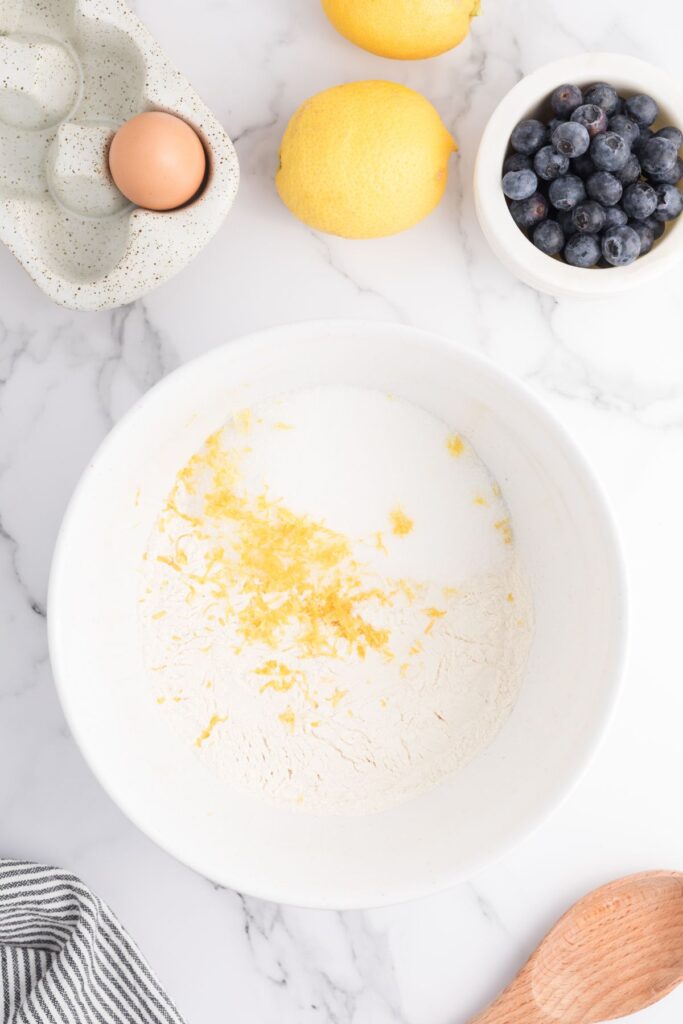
[0, 861, 184, 1024]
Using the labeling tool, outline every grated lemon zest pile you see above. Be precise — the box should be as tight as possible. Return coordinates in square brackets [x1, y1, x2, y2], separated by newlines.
[159, 432, 394, 662]
[149, 425, 515, 751]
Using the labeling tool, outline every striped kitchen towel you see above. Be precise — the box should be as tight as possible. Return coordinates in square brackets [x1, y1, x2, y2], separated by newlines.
[0, 860, 184, 1024]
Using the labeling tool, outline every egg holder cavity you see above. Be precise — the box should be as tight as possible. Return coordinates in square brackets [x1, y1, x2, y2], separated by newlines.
[0, 0, 239, 310]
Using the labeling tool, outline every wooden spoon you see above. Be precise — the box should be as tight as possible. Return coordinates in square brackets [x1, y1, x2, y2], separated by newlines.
[468, 872, 683, 1024]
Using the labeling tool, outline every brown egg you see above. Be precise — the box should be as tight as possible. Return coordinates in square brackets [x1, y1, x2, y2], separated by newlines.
[108, 111, 207, 212]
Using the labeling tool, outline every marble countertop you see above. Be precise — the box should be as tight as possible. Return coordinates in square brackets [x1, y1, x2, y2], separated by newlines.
[2, 0, 683, 1021]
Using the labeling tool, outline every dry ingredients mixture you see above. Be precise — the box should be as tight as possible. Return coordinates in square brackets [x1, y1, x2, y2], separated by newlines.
[140, 386, 533, 814]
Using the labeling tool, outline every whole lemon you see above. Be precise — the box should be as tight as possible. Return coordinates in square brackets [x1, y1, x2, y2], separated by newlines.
[321, 0, 481, 60]
[276, 81, 456, 239]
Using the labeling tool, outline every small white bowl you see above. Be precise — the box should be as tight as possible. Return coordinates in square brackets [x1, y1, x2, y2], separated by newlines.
[475, 53, 683, 298]
[48, 321, 627, 908]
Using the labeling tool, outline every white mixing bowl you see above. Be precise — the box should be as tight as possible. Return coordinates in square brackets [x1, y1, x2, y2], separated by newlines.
[48, 321, 627, 908]
[475, 53, 683, 297]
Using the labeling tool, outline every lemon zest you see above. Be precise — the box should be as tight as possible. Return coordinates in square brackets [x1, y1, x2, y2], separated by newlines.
[389, 507, 414, 537]
[447, 435, 464, 457]
[195, 714, 228, 747]
[279, 708, 296, 734]
[234, 409, 252, 433]
[494, 518, 513, 544]
[327, 688, 347, 708]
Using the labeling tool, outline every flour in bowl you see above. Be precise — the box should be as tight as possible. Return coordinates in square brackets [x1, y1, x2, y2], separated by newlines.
[140, 386, 533, 814]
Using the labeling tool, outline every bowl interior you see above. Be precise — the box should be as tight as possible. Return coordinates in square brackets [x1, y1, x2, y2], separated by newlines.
[475, 53, 683, 296]
[48, 322, 626, 907]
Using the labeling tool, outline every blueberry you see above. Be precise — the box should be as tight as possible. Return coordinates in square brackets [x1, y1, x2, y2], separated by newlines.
[653, 183, 683, 222]
[533, 219, 565, 255]
[572, 200, 606, 234]
[509, 192, 548, 229]
[628, 219, 655, 255]
[548, 117, 567, 135]
[608, 115, 641, 148]
[584, 83, 620, 116]
[644, 215, 666, 240]
[624, 94, 659, 127]
[557, 208, 577, 235]
[551, 84, 583, 117]
[533, 145, 570, 181]
[548, 174, 586, 211]
[502, 168, 538, 200]
[641, 137, 678, 177]
[622, 181, 658, 220]
[564, 233, 601, 267]
[656, 126, 683, 149]
[553, 121, 590, 158]
[586, 171, 623, 206]
[571, 153, 596, 178]
[631, 125, 653, 156]
[601, 225, 641, 266]
[571, 104, 608, 138]
[615, 153, 641, 186]
[590, 131, 630, 172]
[503, 152, 532, 174]
[510, 119, 547, 155]
[646, 156, 683, 185]
[603, 205, 628, 229]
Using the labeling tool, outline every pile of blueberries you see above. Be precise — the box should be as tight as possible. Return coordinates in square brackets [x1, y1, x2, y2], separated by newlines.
[502, 82, 683, 267]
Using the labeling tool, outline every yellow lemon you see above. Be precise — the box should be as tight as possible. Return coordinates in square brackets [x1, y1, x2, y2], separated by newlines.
[321, 0, 481, 60]
[276, 81, 456, 239]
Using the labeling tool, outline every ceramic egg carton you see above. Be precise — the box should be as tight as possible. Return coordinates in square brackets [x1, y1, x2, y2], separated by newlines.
[0, 0, 239, 310]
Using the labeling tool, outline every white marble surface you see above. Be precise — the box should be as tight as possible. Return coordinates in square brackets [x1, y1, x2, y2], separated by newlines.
[1, 0, 683, 1021]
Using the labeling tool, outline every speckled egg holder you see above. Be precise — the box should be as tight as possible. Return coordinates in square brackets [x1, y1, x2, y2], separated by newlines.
[0, 0, 239, 310]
